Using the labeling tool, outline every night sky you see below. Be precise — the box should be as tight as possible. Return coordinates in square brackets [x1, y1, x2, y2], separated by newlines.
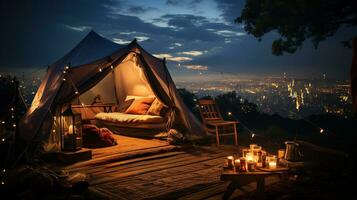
[1, 0, 356, 79]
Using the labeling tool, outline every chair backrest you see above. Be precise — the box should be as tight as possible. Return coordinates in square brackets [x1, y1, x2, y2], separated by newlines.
[197, 99, 223, 123]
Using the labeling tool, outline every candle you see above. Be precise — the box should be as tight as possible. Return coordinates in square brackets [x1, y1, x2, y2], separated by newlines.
[246, 152, 254, 162]
[234, 159, 241, 171]
[227, 156, 234, 169]
[247, 161, 257, 171]
[278, 149, 285, 159]
[239, 157, 247, 171]
[269, 161, 277, 169]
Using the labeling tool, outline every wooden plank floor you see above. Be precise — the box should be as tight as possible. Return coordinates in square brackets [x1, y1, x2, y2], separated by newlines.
[61, 135, 284, 200]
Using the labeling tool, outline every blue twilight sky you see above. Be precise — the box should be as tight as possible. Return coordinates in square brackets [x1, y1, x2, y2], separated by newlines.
[0, 0, 356, 79]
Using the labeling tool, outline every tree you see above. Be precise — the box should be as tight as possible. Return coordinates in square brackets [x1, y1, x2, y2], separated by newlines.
[236, 0, 357, 113]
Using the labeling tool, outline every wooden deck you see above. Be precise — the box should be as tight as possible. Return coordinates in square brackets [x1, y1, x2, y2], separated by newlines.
[61, 135, 284, 200]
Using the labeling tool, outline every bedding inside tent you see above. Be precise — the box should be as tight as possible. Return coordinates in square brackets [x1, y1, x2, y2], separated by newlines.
[71, 52, 169, 132]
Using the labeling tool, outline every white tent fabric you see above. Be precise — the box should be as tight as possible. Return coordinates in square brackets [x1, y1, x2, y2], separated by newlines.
[20, 31, 206, 143]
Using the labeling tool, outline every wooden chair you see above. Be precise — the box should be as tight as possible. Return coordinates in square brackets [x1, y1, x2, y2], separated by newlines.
[197, 99, 238, 146]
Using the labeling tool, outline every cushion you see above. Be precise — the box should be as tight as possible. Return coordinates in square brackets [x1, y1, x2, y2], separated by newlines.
[82, 124, 117, 148]
[147, 98, 168, 116]
[125, 97, 155, 115]
[114, 98, 134, 112]
[95, 112, 165, 124]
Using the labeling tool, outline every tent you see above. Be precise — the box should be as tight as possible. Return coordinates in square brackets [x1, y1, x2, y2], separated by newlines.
[19, 30, 205, 150]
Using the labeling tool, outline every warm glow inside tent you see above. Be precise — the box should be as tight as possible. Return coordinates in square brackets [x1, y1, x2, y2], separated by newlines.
[19, 31, 205, 151]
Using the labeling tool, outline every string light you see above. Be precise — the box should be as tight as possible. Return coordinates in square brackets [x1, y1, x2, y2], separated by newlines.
[99, 68, 102, 72]
[1, 138, 5, 142]
[12, 124, 16, 128]
[62, 78, 66, 81]
[63, 70, 67, 74]
[2, 169, 5, 173]
[75, 91, 79, 95]
[110, 65, 114, 69]
[65, 66, 69, 70]
[1, 181, 4, 185]
[320, 128, 324, 134]
[228, 112, 232, 116]
[251, 133, 255, 138]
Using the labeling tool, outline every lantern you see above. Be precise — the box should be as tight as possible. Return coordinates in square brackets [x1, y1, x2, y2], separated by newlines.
[60, 106, 82, 151]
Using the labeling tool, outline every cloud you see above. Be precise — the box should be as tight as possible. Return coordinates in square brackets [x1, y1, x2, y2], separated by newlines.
[183, 64, 208, 70]
[136, 36, 150, 42]
[179, 50, 204, 56]
[153, 53, 192, 62]
[174, 42, 182, 46]
[215, 30, 246, 37]
[113, 38, 131, 44]
[64, 25, 91, 32]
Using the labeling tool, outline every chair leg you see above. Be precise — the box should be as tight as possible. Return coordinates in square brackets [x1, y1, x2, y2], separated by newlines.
[215, 126, 220, 146]
[233, 123, 238, 146]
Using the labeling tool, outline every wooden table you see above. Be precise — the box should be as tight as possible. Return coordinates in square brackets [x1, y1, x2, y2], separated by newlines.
[220, 167, 289, 200]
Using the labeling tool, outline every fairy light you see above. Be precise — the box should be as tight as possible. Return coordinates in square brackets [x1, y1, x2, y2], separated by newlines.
[99, 68, 102, 72]
[12, 124, 16, 128]
[320, 128, 324, 134]
[62, 78, 66, 81]
[228, 112, 232, 116]
[110, 65, 114, 69]
[65, 66, 69, 70]
[251, 133, 255, 138]
[2, 169, 5, 173]
[1, 138, 5, 142]
[75, 91, 79, 95]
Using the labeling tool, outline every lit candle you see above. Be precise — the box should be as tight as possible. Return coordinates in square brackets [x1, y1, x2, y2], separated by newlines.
[234, 159, 241, 171]
[278, 149, 285, 159]
[269, 161, 277, 169]
[246, 152, 254, 162]
[227, 156, 234, 169]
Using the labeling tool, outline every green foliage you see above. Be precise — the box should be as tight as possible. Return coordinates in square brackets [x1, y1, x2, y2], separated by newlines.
[236, 0, 357, 55]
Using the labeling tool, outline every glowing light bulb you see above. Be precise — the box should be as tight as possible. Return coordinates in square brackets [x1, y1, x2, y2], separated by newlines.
[111, 65, 114, 69]
[1, 138, 5, 142]
[75, 91, 79, 95]
[62, 78, 66, 81]
[13, 124, 16, 127]
[2, 169, 5, 173]
[63, 70, 66, 74]
[252, 133, 255, 138]
[99, 68, 102, 72]
[228, 112, 232, 116]
[65, 66, 69, 70]
[320, 128, 324, 134]
[1, 121, 5, 124]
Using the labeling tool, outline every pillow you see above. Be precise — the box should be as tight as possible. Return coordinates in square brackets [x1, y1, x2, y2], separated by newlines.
[114, 98, 135, 112]
[125, 97, 155, 115]
[147, 98, 168, 116]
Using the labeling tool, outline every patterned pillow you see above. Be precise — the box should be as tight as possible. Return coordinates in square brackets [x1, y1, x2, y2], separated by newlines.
[147, 98, 168, 116]
[125, 97, 155, 115]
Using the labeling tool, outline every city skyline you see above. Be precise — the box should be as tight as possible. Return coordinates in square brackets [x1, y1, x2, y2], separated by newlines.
[1, 0, 356, 79]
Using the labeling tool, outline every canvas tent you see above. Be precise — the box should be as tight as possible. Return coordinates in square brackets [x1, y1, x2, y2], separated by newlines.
[19, 30, 205, 149]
